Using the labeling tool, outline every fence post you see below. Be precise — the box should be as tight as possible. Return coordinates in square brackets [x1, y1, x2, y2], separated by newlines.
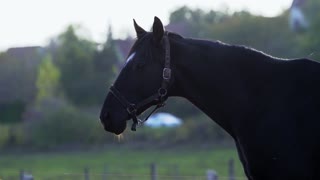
[20, 170, 24, 180]
[173, 164, 179, 180]
[229, 158, 235, 180]
[207, 170, 218, 180]
[151, 163, 157, 180]
[84, 167, 89, 180]
[103, 166, 108, 180]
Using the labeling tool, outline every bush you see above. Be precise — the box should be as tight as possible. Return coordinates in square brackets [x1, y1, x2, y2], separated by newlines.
[25, 98, 108, 148]
[0, 124, 26, 149]
[122, 114, 232, 145]
[0, 101, 26, 124]
[0, 126, 9, 148]
[180, 114, 232, 143]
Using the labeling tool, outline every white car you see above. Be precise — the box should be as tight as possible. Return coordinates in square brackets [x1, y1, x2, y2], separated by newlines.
[144, 112, 182, 128]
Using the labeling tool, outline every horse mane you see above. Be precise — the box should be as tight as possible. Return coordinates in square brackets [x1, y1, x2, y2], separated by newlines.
[167, 31, 184, 39]
[182, 37, 291, 64]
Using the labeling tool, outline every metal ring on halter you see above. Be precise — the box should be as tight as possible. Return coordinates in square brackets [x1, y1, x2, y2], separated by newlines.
[158, 88, 168, 97]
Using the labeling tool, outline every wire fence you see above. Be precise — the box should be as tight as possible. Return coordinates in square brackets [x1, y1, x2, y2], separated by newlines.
[2, 159, 248, 180]
[16, 171, 247, 180]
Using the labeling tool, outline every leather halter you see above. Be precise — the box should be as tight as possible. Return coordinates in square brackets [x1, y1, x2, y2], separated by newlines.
[109, 31, 172, 131]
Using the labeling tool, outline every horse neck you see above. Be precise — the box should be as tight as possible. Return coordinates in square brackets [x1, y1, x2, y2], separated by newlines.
[169, 38, 273, 136]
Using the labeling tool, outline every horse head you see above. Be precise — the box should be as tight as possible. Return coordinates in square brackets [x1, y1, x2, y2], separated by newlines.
[100, 17, 172, 134]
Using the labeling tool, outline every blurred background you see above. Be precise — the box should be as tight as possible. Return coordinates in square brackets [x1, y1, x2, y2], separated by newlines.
[0, 0, 319, 179]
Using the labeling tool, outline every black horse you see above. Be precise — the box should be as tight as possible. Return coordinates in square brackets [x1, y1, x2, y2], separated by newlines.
[100, 17, 320, 179]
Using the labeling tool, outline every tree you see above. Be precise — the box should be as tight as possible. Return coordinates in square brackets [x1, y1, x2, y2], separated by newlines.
[91, 25, 119, 104]
[169, 6, 303, 58]
[300, 0, 320, 61]
[94, 25, 118, 84]
[36, 54, 61, 103]
[54, 25, 96, 105]
[0, 47, 43, 124]
[169, 6, 193, 23]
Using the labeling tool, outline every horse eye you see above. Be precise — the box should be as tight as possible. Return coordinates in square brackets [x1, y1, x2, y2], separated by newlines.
[134, 63, 145, 70]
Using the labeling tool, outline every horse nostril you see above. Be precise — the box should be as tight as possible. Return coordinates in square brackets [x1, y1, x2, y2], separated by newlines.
[100, 111, 109, 121]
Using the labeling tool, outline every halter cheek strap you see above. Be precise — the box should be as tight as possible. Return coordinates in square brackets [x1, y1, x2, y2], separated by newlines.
[109, 31, 172, 131]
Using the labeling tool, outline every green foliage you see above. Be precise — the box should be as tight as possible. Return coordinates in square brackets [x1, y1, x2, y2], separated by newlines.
[36, 54, 61, 103]
[0, 101, 25, 124]
[26, 99, 107, 148]
[126, 114, 231, 145]
[54, 26, 96, 105]
[91, 25, 119, 104]
[212, 13, 301, 58]
[0, 47, 43, 124]
[164, 97, 202, 119]
[0, 124, 25, 148]
[169, 6, 229, 37]
[300, 0, 320, 60]
[0, 126, 9, 148]
[169, 7, 304, 58]
[95, 26, 118, 79]
[171, 114, 231, 143]
[53, 25, 118, 106]
[0, 47, 42, 102]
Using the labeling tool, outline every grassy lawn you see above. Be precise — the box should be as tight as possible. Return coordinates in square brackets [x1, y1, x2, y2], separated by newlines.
[0, 145, 246, 180]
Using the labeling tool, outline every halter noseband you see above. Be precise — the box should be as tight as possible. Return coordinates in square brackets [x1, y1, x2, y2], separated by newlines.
[109, 31, 172, 131]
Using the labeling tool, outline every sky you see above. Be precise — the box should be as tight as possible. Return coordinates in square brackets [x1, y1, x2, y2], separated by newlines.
[0, 0, 293, 51]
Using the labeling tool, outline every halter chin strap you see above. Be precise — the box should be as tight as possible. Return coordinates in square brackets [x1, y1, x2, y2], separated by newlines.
[109, 31, 172, 131]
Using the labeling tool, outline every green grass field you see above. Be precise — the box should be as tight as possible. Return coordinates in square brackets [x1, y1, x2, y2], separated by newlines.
[0, 145, 246, 180]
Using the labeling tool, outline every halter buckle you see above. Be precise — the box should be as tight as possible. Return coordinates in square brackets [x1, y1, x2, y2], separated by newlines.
[126, 104, 137, 114]
[163, 68, 171, 80]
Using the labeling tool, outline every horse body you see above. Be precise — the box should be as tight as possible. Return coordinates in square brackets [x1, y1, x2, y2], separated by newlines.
[100, 17, 320, 179]
[169, 37, 320, 179]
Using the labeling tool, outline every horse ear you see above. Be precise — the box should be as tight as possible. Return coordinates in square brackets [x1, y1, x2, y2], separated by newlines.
[152, 16, 164, 44]
[133, 19, 147, 39]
